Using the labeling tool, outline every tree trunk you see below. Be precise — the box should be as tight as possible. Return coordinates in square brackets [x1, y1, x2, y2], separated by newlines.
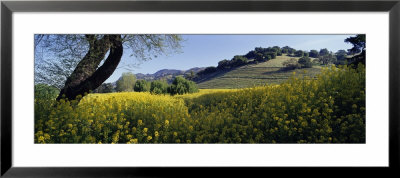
[56, 35, 123, 101]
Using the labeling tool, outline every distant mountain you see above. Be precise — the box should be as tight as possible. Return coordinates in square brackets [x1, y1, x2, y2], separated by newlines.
[185, 67, 206, 73]
[134, 67, 206, 83]
[154, 69, 183, 77]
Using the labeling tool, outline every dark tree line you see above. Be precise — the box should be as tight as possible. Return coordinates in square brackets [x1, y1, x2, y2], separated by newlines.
[195, 43, 356, 78]
[196, 46, 284, 78]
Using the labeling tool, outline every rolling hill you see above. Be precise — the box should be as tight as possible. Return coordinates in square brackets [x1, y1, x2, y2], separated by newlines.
[196, 54, 322, 89]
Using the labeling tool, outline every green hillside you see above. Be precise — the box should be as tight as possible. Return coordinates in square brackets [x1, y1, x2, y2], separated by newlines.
[197, 54, 322, 89]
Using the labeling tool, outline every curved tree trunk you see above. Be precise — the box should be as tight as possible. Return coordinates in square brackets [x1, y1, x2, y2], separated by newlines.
[56, 35, 123, 101]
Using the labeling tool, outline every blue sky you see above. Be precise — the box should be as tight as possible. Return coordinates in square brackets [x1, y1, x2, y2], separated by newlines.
[105, 34, 354, 83]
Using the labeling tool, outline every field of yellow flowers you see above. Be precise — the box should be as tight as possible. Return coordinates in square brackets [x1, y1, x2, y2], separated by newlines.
[35, 65, 365, 143]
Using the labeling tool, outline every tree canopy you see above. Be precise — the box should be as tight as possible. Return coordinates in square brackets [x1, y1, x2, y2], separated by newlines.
[335, 49, 348, 64]
[345, 34, 366, 65]
[319, 48, 329, 56]
[134, 79, 151, 92]
[309, 50, 319, 58]
[345, 34, 365, 54]
[116, 72, 136, 92]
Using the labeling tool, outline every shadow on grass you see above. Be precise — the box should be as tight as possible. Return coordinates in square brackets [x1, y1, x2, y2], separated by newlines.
[194, 69, 235, 84]
[262, 67, 294, 75]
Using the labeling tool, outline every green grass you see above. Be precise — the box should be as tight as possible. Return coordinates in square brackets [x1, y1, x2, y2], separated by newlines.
[197, 54, 322, 89]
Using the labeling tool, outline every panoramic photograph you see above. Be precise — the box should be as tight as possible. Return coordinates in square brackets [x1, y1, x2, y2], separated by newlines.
[34, 34, 366, 144]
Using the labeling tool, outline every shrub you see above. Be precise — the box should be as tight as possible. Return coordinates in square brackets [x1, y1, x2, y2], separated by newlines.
[272, 46, 282, 56]
[335, 50, 348, 65]
[282, 58, 301, 70]
[319, 53, 337, 65]
[116, 72, 136, 92]
[134, 80, 150, 92]
[198, 66, 218, 76]
[217, 59, 230, 70]
[169, 76, 199, 95]
[312, 58, 321, 65]
[150, 80, 168, 94]
[319, 48, 329, 56]
[264, 52, 277, 59]
[309, 50, 319, 58]
[294, 50, 304, 57]
[298, 56, 313, 68]
[255, 53, 265, 62]
[244, 50, 257, 59]
[34, 84, 60, 100]
[230, 55, 248, 67]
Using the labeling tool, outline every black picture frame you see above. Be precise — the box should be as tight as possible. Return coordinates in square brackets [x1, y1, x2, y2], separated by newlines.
[1, 0, 399, 177]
